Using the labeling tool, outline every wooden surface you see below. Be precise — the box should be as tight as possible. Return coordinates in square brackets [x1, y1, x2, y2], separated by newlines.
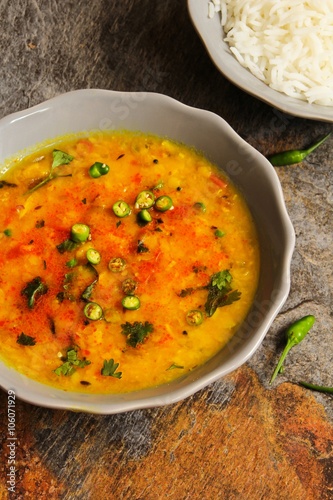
[0, 1, 332, 499]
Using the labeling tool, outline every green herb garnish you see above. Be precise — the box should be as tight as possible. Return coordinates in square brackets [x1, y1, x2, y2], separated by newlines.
[205, 270, 241, 317]
[17, 332, 36, 346]
[66, 258, 78, 268]
[178, 270, 241, 317]
[121, 321, 154, 348]
[101, 359, 122, 378]
[59, 264, 98, 302]
[167, 363, 184, 370]
[52, 150, 74, 168]
[0, 180, 17, 188]
[137, 240, 149, 253]
[21, 276, 48, 309]
[54, 348, 90, 376]
[26, 149, 74, 194]
[56, 239, 80, 254]
[81, 278, 98, 301]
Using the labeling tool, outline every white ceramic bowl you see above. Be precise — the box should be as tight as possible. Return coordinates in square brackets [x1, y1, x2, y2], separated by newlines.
[0, 89, 295, 413]
[188, 0, 333, 123]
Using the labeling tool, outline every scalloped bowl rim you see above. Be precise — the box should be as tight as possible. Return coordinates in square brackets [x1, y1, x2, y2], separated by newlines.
[0, 89, 295, 413]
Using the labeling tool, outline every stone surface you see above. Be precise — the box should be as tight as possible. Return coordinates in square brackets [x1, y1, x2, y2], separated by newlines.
[0, 1, 332, 499]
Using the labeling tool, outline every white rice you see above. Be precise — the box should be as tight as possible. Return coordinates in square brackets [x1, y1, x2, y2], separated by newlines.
[208, 0, 333, 106]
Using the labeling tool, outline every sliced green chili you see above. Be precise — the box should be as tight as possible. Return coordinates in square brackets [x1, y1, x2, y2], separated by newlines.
[135, 190, 155, 209]
[84, 302, 103, 321]
[89, 162, 110, 178]
[268, 133, 331, 166]
[108, 257, 126, 273]
[214, 229, 225, 238]
[86, 248, 101, 265]
[138, 209, 152, 223]
[122, 295, 140, 310]
[193, 202, 206, 213]
[122, 278, 138, 296]
[113, 200, 131, 218]
[186, 309, 204, 326]
[71, 223, 90, 243]
[155, 195, 173, 212]
[270, 315, 316, 384]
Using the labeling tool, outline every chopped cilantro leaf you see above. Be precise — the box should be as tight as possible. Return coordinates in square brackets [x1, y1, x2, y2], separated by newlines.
[54, 348, 90, 376]
[66, 258, 78, 268]
[121, 321, 154, 348]
[210, 270, 232, 290]
[205, 270, 241, 317]
[178, 269, 241, 318]
[101, 359, 122, 378]
[56, 238, 79, 254]
[52, 149, 74, 168]
[54, 361, 76, 376]
[26, 149, 74, 195]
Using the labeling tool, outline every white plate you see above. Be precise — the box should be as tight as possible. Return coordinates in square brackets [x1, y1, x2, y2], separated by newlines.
[188, 0, 333, 123]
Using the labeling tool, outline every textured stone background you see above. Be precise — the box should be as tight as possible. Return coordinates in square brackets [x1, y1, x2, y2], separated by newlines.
[0, 1, 332, 499]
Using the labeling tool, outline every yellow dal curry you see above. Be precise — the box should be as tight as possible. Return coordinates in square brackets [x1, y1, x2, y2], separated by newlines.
[0, 131, 260, 393]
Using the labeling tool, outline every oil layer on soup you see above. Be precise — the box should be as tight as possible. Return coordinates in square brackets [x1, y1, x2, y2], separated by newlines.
[0, 131, 260, 393]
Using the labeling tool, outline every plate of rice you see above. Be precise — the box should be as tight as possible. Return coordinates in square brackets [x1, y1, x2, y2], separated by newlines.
[188, 0, 333, 122]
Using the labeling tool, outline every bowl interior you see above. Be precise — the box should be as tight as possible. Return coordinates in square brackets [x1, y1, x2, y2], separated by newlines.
[0, 90, 295, 413]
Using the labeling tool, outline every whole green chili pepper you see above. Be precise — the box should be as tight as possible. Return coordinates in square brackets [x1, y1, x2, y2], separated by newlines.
[270, 315, 315, 384]
[268, 133, 331, 166]
[299, 381, 333, 394]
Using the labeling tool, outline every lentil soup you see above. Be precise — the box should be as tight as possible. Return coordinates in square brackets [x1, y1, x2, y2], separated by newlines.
[0, 131, 260, 394]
